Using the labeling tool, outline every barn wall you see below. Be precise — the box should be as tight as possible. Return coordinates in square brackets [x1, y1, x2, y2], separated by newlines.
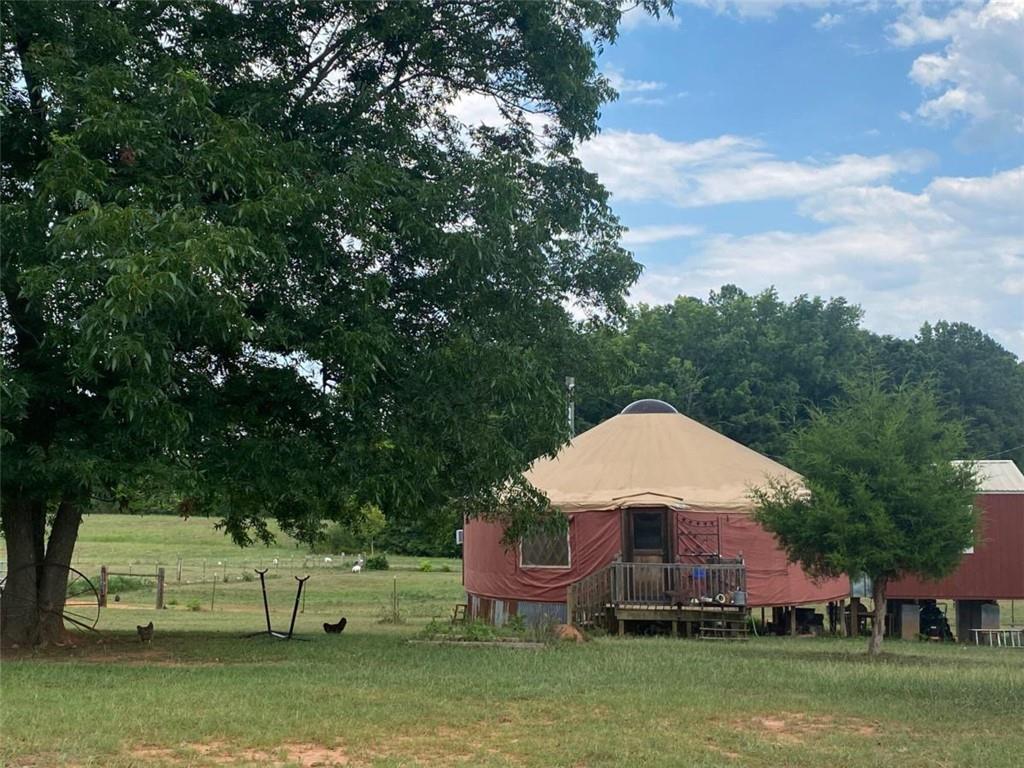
[889, 493, 1024, 600]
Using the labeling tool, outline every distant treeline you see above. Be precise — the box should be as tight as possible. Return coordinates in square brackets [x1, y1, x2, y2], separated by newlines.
[572, 286, 1024, 467]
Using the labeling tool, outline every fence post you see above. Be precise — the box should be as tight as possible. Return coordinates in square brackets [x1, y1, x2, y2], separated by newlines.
[176, 556, 182, 583]
[156, 567, 165, 609]
[99, 565, 108, 607]
[566, 583, 575, 626]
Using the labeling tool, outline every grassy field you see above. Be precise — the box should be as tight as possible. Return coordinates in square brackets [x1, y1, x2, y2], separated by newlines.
[2, 514, 1024, 768]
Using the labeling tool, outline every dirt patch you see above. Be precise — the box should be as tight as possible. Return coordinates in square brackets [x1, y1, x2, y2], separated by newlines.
[129, 741, 351, 767]
[742, 712, 878, 745]
[131, 745, 180, 760]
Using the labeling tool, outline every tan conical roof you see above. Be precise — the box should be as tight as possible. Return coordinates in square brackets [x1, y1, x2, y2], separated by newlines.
[525, 403, 802, 512]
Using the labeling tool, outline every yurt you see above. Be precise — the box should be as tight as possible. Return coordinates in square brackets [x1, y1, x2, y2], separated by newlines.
[463, 399, 849, 630]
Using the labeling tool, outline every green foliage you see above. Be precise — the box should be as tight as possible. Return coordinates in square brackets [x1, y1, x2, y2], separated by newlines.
[377, 506, 461, 557]
[752, 376, 980, 585]
[105, 575, 152, 594]
[364, 554, 389, 571]
[575, 287, 869, 456]
[871, 322, 1024, 467]
[418, 560, 433, 573]
[310, 522, 361, 555]
[186, 598, 202, 612]
[575, 287, 1023, 469]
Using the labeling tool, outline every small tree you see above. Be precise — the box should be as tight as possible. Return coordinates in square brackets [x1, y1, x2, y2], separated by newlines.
[752, 377, 980, 655]
[356, 506, 387, 555]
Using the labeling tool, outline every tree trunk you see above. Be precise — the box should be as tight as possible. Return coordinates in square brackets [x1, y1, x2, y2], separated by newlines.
[1, 497, 82, 647]
[1, 499, 41, 645]
[868, 577, 888, 656]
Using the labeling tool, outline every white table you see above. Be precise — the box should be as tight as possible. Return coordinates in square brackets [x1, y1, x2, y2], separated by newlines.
[970, 628, 1024, 647]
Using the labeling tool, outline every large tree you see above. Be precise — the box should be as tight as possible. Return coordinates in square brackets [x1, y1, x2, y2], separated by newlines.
[752, 377, 980, 655]
[0, 0, 667, 645]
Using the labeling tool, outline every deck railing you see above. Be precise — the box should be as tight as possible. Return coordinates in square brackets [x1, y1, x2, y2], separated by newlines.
[567, 561, 747, 627]
[611, 561, 746, 607]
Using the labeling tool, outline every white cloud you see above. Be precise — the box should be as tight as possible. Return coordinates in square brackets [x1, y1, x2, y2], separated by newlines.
[815, 12, 844, 28]
[604, 65, 672, 106]
[448, 92, 553, 135]
[578, 130, 932, 206]
[605, 65, 665, 95]
[894, 0, 1024, 136]
[681, 0, 833, 18]
[621, 224, 703, 245]
[631, 166, 1024, 355]
[887, 1, 978, 46]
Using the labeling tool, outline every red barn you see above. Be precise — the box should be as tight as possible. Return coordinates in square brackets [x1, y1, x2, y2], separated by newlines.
[889, 460, 1024, 601]
[463, 399, 848, 632]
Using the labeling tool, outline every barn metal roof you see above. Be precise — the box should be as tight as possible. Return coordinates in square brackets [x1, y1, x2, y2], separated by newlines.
[955, 460, 1024, 493]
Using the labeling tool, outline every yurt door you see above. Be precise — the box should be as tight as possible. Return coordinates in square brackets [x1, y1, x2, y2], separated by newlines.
[625, 509, 670, 563]
[624, 509, 671, 602]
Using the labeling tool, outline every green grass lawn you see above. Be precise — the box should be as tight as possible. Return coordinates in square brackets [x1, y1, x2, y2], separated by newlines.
[3, 514, 1024, 768]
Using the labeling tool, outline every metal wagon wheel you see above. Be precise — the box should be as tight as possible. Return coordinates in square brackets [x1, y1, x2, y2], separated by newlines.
[0, 563, 101, 633]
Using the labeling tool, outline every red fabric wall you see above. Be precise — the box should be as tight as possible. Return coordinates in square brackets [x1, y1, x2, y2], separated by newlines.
[464, 509, 849, 607]
[888, 493, 1024, 600]
[681, 511, 850, 606]
[463, 513, 621, 603]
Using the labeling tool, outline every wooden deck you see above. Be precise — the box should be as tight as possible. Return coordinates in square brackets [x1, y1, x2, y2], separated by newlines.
[568, 561, 751, 639]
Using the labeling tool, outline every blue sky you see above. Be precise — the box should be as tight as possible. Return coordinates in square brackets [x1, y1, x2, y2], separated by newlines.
[576, 0, 1023, 356]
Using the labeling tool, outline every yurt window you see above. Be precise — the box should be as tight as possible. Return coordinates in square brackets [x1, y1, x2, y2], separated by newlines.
[520, 528, 570, 568]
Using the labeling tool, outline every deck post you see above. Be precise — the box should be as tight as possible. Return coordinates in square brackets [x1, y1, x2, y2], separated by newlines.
[618, 619, 625, 637]
[850, 597, 861, 637]
[671, 619, 678, 637]
[789, 605, 797, 636]
[566, 583, 575, 626]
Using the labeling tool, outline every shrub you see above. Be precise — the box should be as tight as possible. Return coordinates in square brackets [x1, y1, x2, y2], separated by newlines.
[439, 564, 452, 572]
[462, 620, 498, 642]
[309, 522, 360, 554]
[187, 598, 202, 612]
[365, 554, 389, 570]
[418, 560, 433, 572]
[105, 575, 153, 594]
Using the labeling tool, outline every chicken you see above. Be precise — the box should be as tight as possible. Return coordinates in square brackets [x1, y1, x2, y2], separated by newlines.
[137, 621, 154, 643]
[323, 617, 347, 634]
